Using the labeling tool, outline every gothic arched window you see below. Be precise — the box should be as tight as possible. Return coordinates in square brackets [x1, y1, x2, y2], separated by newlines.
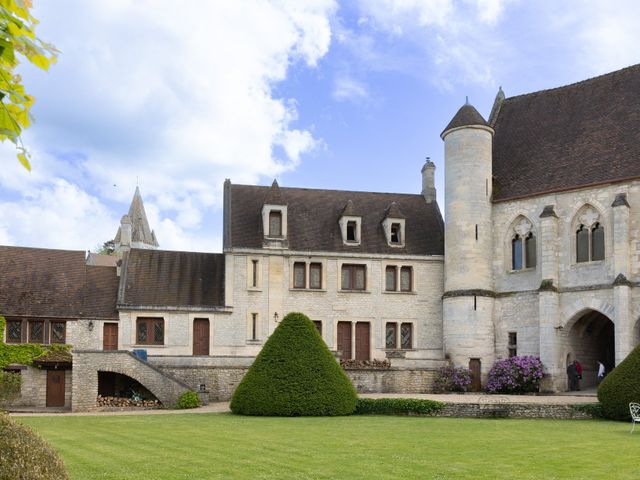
[575, 207, 605, 263]
[510, 217, 536, 271]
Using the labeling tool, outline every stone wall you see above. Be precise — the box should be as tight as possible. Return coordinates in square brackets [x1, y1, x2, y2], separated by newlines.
[437, 402, 592, 420]
[7, 366, 72, 409]
[72, 350, 191, 411]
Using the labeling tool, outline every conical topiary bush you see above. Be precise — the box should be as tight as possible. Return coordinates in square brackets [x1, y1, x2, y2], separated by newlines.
[597, 345, 640, 420]
[230, 312, 358, 416]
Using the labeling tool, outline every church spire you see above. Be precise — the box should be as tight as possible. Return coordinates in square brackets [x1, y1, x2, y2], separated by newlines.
[114, 187, 159, 253]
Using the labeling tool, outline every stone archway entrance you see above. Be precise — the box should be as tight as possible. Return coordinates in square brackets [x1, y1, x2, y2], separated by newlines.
[566, 310, 614, 389]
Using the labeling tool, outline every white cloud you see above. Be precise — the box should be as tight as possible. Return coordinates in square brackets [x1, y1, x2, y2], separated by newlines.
[0, 0, 337, 251]
[333, 75, 370, 101]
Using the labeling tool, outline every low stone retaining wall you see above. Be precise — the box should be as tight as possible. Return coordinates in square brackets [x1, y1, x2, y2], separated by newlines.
[156, 364, 439, 401]
[437, 402, 592, 419]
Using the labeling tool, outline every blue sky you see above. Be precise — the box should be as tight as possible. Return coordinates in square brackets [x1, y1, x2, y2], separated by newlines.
[1, 0, 639, 253]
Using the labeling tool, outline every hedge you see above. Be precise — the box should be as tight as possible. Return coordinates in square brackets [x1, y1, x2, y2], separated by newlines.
[355, 398, 445, 416]
[0, 413, 69, 480]
[598, 345, 640, 420]
[175, 391, 200, 409]
[230, 312, 358, 416]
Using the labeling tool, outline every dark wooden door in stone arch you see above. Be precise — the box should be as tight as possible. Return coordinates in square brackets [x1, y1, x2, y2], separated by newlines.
[193, 318, 210, 356]
[355, 322, 370, 361]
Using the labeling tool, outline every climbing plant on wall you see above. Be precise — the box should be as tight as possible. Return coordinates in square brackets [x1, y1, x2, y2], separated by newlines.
[0, 316, 71, 368]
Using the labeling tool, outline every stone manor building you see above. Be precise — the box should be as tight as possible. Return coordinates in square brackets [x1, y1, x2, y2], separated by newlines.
[2, 64, 640, 410]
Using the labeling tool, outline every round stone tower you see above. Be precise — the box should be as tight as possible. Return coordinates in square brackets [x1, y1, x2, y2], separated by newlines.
[441, 101, 495, 387]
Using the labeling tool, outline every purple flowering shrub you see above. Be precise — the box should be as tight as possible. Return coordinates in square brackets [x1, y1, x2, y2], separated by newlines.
[433, 365, 472, 393]
[485, 356, 544, 394]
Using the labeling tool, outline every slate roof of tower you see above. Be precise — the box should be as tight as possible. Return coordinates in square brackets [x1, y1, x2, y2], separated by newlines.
[227, 184, 444, 255]
[441, 103, 490, 136]
[0, 246, 118, 319]
[118, 249, 225, 307]
[114, 187, 159, 247]
[492, 64, 640, 201]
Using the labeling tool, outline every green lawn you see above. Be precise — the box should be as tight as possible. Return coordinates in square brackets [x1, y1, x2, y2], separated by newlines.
[18, 413, 640, 480]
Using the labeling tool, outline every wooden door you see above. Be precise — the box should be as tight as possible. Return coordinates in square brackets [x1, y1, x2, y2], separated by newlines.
[46, 370, 65, 407]
[355, 322, 370, 361]
[193, 318, 210, 356]
[103, 323, 118, 351]
[337, 321, 352, 360]
[469, 358, 481, 392]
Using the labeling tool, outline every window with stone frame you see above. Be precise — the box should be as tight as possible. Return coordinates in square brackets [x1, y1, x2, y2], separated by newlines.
[400, 266, 412, 292]
[268, 210, 282, 237]
[309, 263, 322, 289]
[136, 317, 164, 345]
[400, 323, 412, 349]
[346, 221, 357, 242]
[385, 322, 397, 349]
[390, 223, 401, 244]
[313, 321, 322, 335]
[250, 313, 258, 341]
[341, 264, 366, 290]
[575, 207, 605, 263]
[28, 320, 44, 344]
[293, 262, 306, 289]
[251, 259, 259, 287]
[6, 320, 22, 344]
[385, 266, 397, 291]
[508, 331, 517, 358]
[510, 217, 536, 271]
[50, 321, 66, 344]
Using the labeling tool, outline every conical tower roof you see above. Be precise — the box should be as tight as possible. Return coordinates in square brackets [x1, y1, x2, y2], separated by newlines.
[441, 102, 491, 138]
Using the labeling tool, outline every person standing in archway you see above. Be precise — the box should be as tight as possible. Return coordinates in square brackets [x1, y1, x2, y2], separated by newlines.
[597, 361, 606, 385]
[567, 361, 579, 391]
[575, 360, 583, 390]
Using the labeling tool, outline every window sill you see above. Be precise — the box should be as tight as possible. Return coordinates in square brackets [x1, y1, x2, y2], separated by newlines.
[246, 339, 262, 345]
[573, 259, 606, 267]
[342, 241, 361, 246]
[247, 287, 262, 292]
[338, 289, 370, 294]
[508, 267, 536, 274]
[133, 344, 166, 348]
[382, 290, 416, 295]
[387, 243, 405, 248]
[290, 288, 326, 293]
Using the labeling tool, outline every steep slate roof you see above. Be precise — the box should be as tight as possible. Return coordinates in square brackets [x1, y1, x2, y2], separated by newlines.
[441, 103, 490, 136]
[492, 64, 640, 201]
[0, 246, 118, 319]
[228, 184, 444, 255]
[119, 249, 225, 307]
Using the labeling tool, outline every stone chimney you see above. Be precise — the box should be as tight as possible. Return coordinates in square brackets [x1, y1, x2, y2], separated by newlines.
[421, 158, 436, 203]
[119, 215, 132, 249]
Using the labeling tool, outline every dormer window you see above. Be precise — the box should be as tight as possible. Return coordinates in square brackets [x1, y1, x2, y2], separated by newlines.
[269, 211, 282, 237]
[390, 223, 401, 244]
[346, 221, 357, 242]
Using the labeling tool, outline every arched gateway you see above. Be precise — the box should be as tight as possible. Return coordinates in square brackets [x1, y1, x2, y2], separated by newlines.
[565, 309, 614, 389]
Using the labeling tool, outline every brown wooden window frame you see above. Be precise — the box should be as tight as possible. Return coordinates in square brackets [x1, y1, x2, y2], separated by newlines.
[341, 264, 366, 291]
[293, 262, 306, 289]
[400, 322, 413, 350]
[385, 266, 397, 291]
[268, 210, 282, 237]
[309, 263, 322, 289]
[136, 317, 164, 346]
[5, 319, 23, 344]
[28, 320, 45, 344]
[50, 321, 66, 344]
[400, 266, 412, 292]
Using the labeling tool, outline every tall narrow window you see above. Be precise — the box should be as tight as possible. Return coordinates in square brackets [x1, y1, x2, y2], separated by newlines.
[576, 224, 589, 262]
[400, 323, 412, 349]
[269, 211, 282, 236]
[341, 264, 366, 290]
[293, 262, 306, 289]
[385, 323, 397, 349]
[508, 331, 517, 358]
[591, 223, 605, 261]
[385, 266, 396, 291]
[251, 259, 258, 287]
[309, 263, 322, 289]
[525, 233, 536, 268]
[400, 267, 412, 292]
[346, 221, 357, 242]
[313, 321, 322, 335]
[251, 313, 258, 341]
[512, 235, 523, 270]
[390, 223, 401, 244]
[29, 321, 44, 344]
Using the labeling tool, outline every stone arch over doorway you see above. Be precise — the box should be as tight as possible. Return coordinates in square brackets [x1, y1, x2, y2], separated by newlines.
[564, 309, 614, 389]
